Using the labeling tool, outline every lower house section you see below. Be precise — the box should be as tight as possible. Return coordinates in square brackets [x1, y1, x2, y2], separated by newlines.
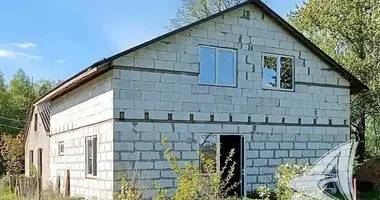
[49, 121, 114, 200]
[113, 121, 350, 198]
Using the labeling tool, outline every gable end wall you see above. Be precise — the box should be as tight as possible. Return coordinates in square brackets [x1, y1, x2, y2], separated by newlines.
[111, 4, 351, 196]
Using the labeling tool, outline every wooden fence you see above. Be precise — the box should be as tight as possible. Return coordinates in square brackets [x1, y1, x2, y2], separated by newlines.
[8, 175, 42, 199]
[7, 170, 71, 199]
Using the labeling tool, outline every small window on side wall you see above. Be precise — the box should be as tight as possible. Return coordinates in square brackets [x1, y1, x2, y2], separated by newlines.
[85, 136, 97, 177]
[199, 46, 236, 86]
[58, 142, 64, 156]
[262, 54, 294, 90]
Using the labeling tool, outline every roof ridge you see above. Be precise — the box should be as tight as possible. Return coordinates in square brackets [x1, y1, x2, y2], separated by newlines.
[33, 0, 367, 105]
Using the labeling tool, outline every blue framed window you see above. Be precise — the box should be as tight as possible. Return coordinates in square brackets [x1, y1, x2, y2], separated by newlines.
[199, 46, 236, 86]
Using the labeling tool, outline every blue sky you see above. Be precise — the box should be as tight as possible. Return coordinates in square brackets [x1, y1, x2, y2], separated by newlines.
[0, 0, 303, 82]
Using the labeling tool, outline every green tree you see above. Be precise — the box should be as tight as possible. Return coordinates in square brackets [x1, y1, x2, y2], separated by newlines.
[0, 72, 5, 91]
[168, 0, 245, 29]
[289, 0, 380, 162]
[0, 69, 57, 135]
[35, 79, 57, 97]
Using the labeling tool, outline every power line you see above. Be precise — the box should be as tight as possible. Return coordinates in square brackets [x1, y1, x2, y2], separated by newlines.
[0, 123, 24, 130]
[0, 116, 27, 123]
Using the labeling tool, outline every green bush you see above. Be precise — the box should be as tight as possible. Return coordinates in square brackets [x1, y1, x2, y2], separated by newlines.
[0, 175, 22, 200]
[273, 163, 310, 200]
[114, 138, 247, 200]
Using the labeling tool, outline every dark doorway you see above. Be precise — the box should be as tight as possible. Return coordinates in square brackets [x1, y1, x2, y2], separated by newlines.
[37, 148, 42, 177]
[220, 135, 244, 197]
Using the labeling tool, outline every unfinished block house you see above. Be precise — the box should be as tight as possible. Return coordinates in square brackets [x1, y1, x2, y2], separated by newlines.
[24, 0, 367, 199]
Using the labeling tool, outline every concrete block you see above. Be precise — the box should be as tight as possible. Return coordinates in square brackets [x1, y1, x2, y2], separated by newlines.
[114, 56, 134, 66]
[192, 85, 209, 94]
[222, 124, 238, 132]
[161, 170, 176, 178]
[154, 160, 171, 169]
[135, 142, 154, 151]
[161, 132, 179, 141]
[155, 60, 174, 70]
[134, 100, 154, 110]
[141, 91, 161, 101]
[250, 142, 265, 150]
[189, 124, 206, 132]
[185, 45, 198, 55]
[134, 161, 154, 169]
[260, 150, 274, 158]
[259, 167, 277, 174]
[200, 103, 217, 112]
[232, 96, 247, 105]
[120, 70, 140, 80]
[215, 96, 232, 104]
[218, 104, 234, 113]
[134, 81, 153, 91]
[179, 75, 198, 84]
[232, 25, 248, 35]
[161, 74, 179, 83]
[174, 84, 191, 93]
[161, 92, 180, 102]
[154, 101, 174, 111]
[302, 150, 315, 157]
[182, 102, 200, 111]
[215, 23, 232, 32]
[154, 123, 173, 132]
[280, 142, 293, 149]
[149, 111, 169, 120]
[294, 142, 307, 149]
[173, 35, 193, 46]
[180, 93, 198, 103]
[198, 94, 214, 103]
[120, 90, 140, 100]
[246, 167, 259, 175]
[158, 51, 177, 61]
[140, 170, 160, 179]
[207, 30, 225, 40]
[180, 54, 198, 63]
[265, 142, 279, 149]
[253, 159, 268, 166]
[190, 29, 207, 38]
[135, 58, 154, 68]
[154, 82, 173, 92]
[137, 49, 157, 59]
[141, 131, 160, 141]
[115, 142, 134, 151]
[205, 124, 223, 132]
[289, 150, 303, 158]
[275, 150, 288, 158]
[174, 142, 192, 150]
[156, 179, 174, 188]
[121, 152, 140, 160]
[182, 151, 198, 159]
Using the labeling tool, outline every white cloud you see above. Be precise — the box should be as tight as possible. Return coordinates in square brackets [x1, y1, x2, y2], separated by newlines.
[0, 49, 40, 59]
[55, 59, 66, 63]
[13, 42, 37, 49]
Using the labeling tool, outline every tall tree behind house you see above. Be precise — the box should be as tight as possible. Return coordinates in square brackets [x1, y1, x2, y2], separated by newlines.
[289, 0, 380, 162]
[168, 0, 245, 29]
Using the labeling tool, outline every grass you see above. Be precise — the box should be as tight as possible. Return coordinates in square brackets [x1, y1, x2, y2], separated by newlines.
[0, 186, 23, 200]
[333, 191, 380, 200]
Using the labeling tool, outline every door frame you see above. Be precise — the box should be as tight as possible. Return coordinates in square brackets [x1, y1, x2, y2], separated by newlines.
[200, 133, 247, 197]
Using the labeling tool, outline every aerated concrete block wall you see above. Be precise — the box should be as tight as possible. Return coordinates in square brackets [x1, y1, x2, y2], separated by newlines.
[49, 71, 115, 199]
[111, 4, 351, 196]
[45, 3, 352, 199]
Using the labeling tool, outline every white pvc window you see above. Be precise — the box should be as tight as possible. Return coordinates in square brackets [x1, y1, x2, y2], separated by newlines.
[85, 136, 97, 177]
[58, 141, 64, 156]
[262, 53, 294, 90]
[199, 46, 236, 86]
